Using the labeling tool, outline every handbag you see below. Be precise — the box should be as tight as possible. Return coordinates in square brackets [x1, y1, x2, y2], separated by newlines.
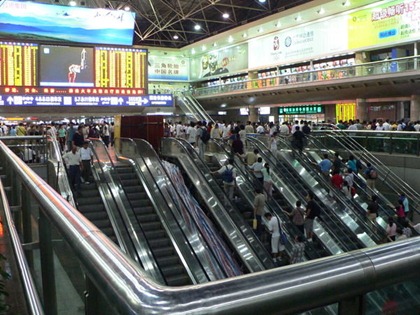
[277, 217, 287, 245]
[252, 218, 258, 230]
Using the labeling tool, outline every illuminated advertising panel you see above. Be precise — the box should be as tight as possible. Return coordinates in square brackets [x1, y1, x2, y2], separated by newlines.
[0, 1, 135, 46]
[348, 0, 420, 49]
[190, 43, 248, 80]
[148, 54, 189, 81]
[0, 41, 37, 86]
[95, 47, 147, 91]
[249, 16, 347, 68]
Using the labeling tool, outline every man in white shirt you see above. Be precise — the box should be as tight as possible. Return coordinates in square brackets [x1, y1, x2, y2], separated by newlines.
[382, 119, 391, 131]
[63, 145, 82, 195]
[80, 141, 93, 184]
[264, 212, 285, 263]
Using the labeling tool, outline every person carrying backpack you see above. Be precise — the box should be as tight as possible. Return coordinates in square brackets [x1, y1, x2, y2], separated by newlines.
[212, 158, 236, 206]
[195, 121, 209, 160]
[363, 162, 378, 191]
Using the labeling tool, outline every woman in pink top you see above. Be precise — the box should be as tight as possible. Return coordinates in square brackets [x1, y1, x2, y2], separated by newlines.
[386, 217, 397, 242]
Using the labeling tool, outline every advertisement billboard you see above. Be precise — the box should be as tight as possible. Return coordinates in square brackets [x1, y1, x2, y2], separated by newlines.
[148, 54, 189, 81]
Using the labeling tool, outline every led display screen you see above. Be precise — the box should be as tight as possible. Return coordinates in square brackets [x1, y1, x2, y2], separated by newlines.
[95, 47, 147, 89]
[0, 41, 37, 86]
[0, 1, 135, 46]
[39, 45, 94, 87]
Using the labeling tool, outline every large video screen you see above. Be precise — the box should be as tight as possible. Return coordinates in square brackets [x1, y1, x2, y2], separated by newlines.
[39, 45, 94, 87]
[0, 42, 38, 86]
[95, 47, 147, 89]
[0, 1, 135, 46]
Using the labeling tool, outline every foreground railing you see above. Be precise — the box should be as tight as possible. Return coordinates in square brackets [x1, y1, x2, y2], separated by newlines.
[1, 139, 420, 314]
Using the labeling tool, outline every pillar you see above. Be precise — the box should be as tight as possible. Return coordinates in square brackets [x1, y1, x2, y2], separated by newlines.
[356, 98, 369, 123]
[410, 95, 420, 121]
[249, 106, 259, 123]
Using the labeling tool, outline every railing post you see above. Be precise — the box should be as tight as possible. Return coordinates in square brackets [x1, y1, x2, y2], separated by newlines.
[39, 210, 57, 315]
[21, 188, 33, 269]
[338, 295, 365, 315]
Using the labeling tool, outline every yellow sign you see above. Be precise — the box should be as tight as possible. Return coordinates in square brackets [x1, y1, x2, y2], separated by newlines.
[336, 103, 356, 122]
[349, 0, 420, 49]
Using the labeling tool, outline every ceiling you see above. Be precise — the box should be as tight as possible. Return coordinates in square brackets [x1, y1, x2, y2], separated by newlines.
[45, 0, 313, 48]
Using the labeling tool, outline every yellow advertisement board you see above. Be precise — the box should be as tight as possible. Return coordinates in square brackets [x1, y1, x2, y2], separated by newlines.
[349, 0, 420, 49]
[336, 103, 356, 122]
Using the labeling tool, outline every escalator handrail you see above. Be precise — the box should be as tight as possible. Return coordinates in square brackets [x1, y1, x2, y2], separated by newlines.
[161, 137, 271, 271]
[4, 140, 420, 314]
[115, 137, 223, 283]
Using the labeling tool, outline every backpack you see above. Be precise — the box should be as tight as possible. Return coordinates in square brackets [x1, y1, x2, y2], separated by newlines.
[369, 168, 378, 179]
[200, 127, 210, 143]
[222, 166, 234, 183]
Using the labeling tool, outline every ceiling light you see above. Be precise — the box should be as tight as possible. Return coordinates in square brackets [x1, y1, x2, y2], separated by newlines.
[228, 36, 234, 43]
[173, 35, 179, 40]
[69, 0, 76, 6]
[317, 8, 325, 14]
[259, 0, 267, 3]
[222, 13, 229, 19]
[124, 5, 130, 11]
[202, 45, 206, 51]
[191, 48, 196, 54]
[194, 24, 201, 31]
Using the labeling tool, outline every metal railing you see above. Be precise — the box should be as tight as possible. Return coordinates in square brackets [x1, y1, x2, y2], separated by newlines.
[2, 138, 420, 314]
[192, 56, 420, 97]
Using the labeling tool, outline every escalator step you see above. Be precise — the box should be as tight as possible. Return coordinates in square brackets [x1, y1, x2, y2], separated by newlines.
[83, 212, 109, 221]
[120, 179, 139, 186]
[149, 238, 171, 248]
[155, 255, 179, 267]
[161, 265, 186, 277]
[77, 196, 102, 205]
[90, 219, 114, 230]
[132, 206, 154, 215]
[115, 167, 132, 173]
[144, 230, 166, 239]
[78, 205, 106, 213]
[153, 246, 175, 258]
[129, 199, 152, 207]
[124, 186, 145, 194]
[137, 213, 159, 224]
[141, 222, 162, 231]
[165, 274, 191, 287]
[78, 189, 100, 198]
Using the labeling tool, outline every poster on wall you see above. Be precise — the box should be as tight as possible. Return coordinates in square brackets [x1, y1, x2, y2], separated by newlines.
[248, 16, 347, 68]
[348, 0, 420, 49]
[190, 43, 248, 80]
[148, 55, 189, 81]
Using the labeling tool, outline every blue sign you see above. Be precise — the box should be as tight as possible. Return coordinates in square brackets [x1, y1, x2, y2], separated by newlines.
[0, 94, 173, 107]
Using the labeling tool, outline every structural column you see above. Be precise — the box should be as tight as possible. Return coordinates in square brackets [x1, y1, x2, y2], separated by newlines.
[249, 106, 259, 122]
[410, 95, 420, 121]
[356, 98, 369, 122]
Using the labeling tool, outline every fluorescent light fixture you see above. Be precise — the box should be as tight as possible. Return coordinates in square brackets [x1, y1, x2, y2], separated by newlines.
[218, 111, 227, 115]
[220, 104, 227, 108]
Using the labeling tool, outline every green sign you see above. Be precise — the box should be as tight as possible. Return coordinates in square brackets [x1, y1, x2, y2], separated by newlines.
[278, 105, 324, 115]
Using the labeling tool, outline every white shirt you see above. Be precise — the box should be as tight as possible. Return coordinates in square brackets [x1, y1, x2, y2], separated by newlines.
[187, 126, 197, 143]
[80, 147, 93, 160]
[268, 217, 280, 237]
[63, 151, 82, 166]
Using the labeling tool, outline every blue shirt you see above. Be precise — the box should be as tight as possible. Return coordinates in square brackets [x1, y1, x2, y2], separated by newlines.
[319, 159, 332, 173]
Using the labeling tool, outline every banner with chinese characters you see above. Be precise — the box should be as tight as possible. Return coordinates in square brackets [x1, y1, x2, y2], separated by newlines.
[248, 15, 347, 68]
[348, 0, 420, 49]
[0, 94, 173, 106]
[148, 55, 189, 81]
[278, 105, 324, 115]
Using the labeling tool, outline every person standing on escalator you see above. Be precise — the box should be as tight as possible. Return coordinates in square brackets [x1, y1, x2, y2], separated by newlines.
[304, 191, 321, 242]
[80, 141, 93, 185]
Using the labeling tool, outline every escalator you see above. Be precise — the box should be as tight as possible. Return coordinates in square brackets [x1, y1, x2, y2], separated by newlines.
[160, 137, 275, 271]
[310, 130, 420, 211]
[111, 138, 241, 285]
[207, 139, 331, 260]
[113, 163, 191, 285]
[248, 136, 367, 253]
